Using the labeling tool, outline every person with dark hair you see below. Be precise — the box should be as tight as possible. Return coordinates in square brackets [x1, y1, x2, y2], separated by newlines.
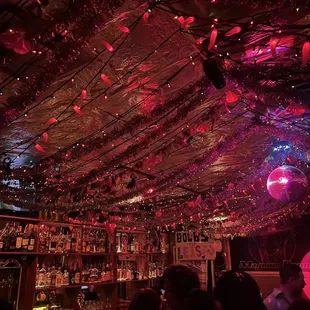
[288, 300, 310, 310]
[163, 265, 200, 310]
[264, 264, 306, 310]
[0, 300, 13, 310]
[128, 288, 161, 310]
[187, 288, 217, 310]
[214, 270, 266, 310]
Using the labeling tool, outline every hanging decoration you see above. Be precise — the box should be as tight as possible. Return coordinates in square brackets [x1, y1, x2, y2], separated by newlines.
[73, 105, 84, 116]
[80, 90, 87, 101]
[302, 41, 310, 67]
[102, 40, 114, 52]
[43, 132, 49, 143]
[208, 29, 218, 51]
[117, 24, 130, 33]
[100, 74, 112, 87]
[269, 37, 279, 58]
[177, 16, 195, 30]
[225, 26, 242, 37]
[267, 165, 308, 203]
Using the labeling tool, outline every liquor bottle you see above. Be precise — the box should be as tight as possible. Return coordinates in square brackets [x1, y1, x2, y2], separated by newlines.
[49, 229, 57, 253]
[82, 230, 87, 253]
[22, 225, 29, 251]
[64, 231, 71, 253]
[62, 269, 69, 286]
[35, 264, 40, 287]
[69, 264, 75, 285]
[89, 265, 94, 283]
[51, 265, 57, 287]
[56, 228, 64, 253]
[9, 223, 17, 251]
[55, 266, 63, 287]
[99, 232, 105, 253]
[82, 265, 88, 284]
[76, 229, 82, 253]
[38, 264, 46, 288]
[15, 226, 23, 251]
[86, 232, 90, 253]
[100, 264, 105, 282]
[3, 224, 11, 252]
[46, 266, 52, 287]
[39, 226, 48, 252]
[0, 229, 4, 252]
[75, 263, 81, 284]
[28, 225, 36, 252]
[104, 233, 109, 253]
[89, 231, 95, 253]
[70, 229, 77, 253]
[93, 265, 99, 283]
[105, 264, 111, 282]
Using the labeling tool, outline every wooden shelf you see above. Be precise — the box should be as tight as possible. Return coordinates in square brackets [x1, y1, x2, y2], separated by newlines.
[35, 282, 118, 292]
[0, 252, 113, 256]
[0, 214, 40, 222]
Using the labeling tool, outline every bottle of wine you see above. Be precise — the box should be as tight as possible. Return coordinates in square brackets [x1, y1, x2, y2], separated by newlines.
[75, 263, 81, 284]
[64, 230, 71, 253]
[9, 223, 17, 251]
[70, 229, 76, 253]
[22, 225, 29, 251]
[69, 263, 75, 285]
[15, 226, 23, 251]
[105, 264, 111, 282]
[56, 228, 64, 253]
[28, 225, 36, 252]
[49, 229, 57, 253]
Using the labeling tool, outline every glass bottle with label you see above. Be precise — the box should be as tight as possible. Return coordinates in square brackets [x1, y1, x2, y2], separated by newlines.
[28, 225, 36, 252]
[64, 231, 71, 253]
[38, 264, 46, 287]
[0, 230, 4, 252]
[69, 264, 75, 285]
[9, 223, 17, 251]
[49, 229, 57, 253]
[51, 265, 57, 287]
[105, 264, 111, 282]
[55, 266, 63, 287]
[46, 266, 52, 287]
[22, 225, 29, 251]
[62, 269, 69, 286]
[15, 226, 23, 251]
[75, 263, 81, 284]
[70, 229, 77, 253]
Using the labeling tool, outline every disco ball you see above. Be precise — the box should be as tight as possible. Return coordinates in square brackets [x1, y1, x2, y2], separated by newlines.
[267, 165, 308, 202]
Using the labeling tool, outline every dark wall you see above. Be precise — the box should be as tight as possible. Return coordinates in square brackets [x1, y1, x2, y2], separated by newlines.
[230, 216, 310, 272]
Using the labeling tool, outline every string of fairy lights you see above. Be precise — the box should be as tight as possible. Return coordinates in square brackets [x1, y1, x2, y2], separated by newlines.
[0, 0, 310, 234]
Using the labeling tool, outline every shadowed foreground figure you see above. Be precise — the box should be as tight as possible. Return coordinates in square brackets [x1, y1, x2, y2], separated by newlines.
[163, 265, 200, 310]
[128, 288, 161, 310]
[215, 270, 266, 310]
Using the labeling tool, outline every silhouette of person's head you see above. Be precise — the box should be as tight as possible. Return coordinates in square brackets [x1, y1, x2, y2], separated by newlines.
[163, 265, 200, 310]
[215, 270, 266, 310]
[128, 288, 161, 310]
[280, 264, 306, 298]
[187, 289, 217, 310]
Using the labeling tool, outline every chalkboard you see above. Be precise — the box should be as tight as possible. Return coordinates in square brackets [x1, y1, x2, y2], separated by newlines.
[230, 215, 310, 272]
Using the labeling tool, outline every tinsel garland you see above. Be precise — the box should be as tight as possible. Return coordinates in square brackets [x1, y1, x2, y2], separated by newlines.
[11, 78, 208, 180]
[1, 0, 126, 129]
[70, 83, 212, 186]
[106, 124, 310, 205]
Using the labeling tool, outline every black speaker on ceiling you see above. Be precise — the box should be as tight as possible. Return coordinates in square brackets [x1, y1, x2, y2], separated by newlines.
[203, 58, 226, 89]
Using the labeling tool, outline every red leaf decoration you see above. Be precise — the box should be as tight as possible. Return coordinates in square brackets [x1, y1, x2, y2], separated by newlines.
[225, 26, 241, 37]
[208, 29, 218, 50]
[43, 132, 49, 142]
[80, 89, 87, 101]
[143, 12, 149, 24]
[102, 40, 114, 52]
[226, 90, 239, 104]
[196, 37, 205, 45]
[178, 16, 194, 30]
[35, 144, 45, 153]
[118, 24, 130, 33]
[100, 73, 112, 87]
[73, 105, 84, 116]
[195, 122, 211, 133]
[269, 37, 278, 58]
[287, 103, 306, 116]
[0, 30, 31, 54]
[46, 117, 57, 126]
[302, 41, 310, 67]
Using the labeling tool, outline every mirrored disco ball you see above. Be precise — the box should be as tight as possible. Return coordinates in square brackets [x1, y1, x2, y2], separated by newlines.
[267, 165, 308, 202]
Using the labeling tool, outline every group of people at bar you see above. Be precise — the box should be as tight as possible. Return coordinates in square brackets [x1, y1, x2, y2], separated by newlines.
[129, 263, 308, 310]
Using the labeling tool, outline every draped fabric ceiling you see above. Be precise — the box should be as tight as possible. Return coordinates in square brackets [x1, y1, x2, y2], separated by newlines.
[0, 0, 310, 237]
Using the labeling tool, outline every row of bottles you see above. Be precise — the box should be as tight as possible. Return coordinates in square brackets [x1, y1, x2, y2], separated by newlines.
[39, 225, 109, 254]
[116, 232, 168, 254]
[0, 222, 36, 252]
[36, 262, 113, 288]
